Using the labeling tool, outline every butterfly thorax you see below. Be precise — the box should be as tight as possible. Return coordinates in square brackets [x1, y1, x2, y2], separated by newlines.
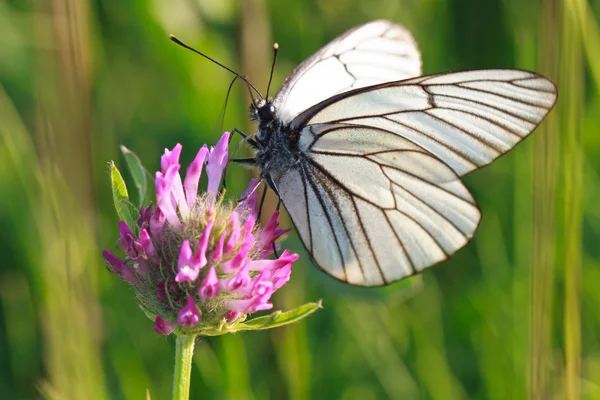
[251, 100, 301, 179]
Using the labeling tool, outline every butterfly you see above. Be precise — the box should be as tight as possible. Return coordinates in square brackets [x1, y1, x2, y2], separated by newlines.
[175, 20, 558, 287]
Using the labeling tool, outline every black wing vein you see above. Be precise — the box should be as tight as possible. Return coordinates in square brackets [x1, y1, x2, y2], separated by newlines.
[301, 163, 349, 282]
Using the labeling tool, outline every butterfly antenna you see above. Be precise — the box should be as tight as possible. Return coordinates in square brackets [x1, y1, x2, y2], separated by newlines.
[265, 43, 279, 99]
[169, 35, 263, 98]
[220, 75, 241, 133]
[246, 81, 259, 108]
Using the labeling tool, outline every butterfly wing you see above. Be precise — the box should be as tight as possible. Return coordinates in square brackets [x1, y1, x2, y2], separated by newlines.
[273, 125, 480, 286]
[273, 20, 421, 125]
[293, 69, 558, 177]
[272, 69, 556, 286]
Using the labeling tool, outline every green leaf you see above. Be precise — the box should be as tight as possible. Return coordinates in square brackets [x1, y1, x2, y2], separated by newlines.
[229, 300, 323, 333]
[109, 161, 136, 230]
[183, 301, 323, 337]
[120, 145, 149, 208]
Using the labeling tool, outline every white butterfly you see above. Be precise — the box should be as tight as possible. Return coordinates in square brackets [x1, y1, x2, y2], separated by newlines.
[240, 20, 557, 287]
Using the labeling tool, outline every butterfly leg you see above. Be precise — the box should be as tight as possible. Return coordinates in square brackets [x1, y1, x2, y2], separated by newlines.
[238, 179, 279, 258]
[231, 128, 259, 149]
[221, 129, 244, 193]
[230, 157, 257, 166]
[237, 177, 264, 205]
[256, 183, 268, 221]
[264, 174, 281, 198]
[262, 175, 283, 258]
[270, 197, 283, 258]
[221, 128, 258, 194]
[231, 127, 248, 139]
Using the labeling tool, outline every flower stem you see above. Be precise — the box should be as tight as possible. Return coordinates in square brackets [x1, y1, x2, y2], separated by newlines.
[172, 334, 197, 400]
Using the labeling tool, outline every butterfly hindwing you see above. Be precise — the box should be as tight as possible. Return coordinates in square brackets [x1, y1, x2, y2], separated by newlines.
[275, 126, 481, 286]
[291, 69, 557, 177]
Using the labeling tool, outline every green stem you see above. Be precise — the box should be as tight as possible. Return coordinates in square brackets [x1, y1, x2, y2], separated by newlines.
[172, 334, 197, 400]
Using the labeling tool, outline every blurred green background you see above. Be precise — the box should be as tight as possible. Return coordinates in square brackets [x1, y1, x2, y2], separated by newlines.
[0, 0, 598, 398]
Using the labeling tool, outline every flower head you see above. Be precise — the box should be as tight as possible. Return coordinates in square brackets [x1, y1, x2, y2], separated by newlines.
[103, 132, 298, 335]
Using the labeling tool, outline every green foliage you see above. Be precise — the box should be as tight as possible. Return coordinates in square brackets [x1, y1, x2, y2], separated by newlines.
[109, 161, 137, 231]
[223, 301, 322, 334]
[120, 145, 152, 208]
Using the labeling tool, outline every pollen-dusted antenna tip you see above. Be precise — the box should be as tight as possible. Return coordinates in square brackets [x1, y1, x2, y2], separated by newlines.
[265, 42, 279, 99]
[169, 35, 183, 45]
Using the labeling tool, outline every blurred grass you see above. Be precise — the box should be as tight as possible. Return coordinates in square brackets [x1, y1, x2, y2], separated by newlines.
[530, 0, 560, 397]
[562, 0, 585, 399]
[1, 0, 599, 399]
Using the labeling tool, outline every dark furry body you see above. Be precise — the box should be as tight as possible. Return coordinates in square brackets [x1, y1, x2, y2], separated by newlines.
[251, 103, 302, 183]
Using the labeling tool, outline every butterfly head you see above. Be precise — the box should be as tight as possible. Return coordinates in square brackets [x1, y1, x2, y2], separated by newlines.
[250, 99, 276, 124]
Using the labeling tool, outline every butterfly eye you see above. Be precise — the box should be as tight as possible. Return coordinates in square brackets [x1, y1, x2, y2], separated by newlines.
[258, 103, 275, 122]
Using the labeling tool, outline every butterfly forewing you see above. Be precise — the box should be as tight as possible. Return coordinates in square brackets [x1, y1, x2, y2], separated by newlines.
[274, 20, 421, 125]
